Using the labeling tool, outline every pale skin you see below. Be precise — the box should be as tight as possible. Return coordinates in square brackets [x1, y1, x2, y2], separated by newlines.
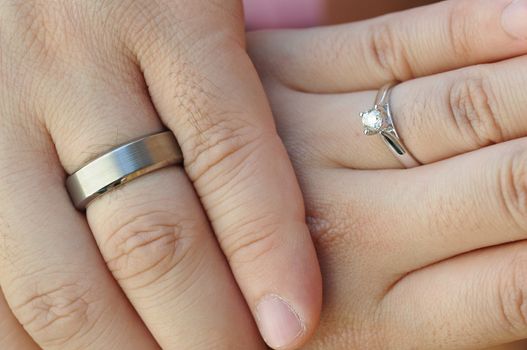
[2, 0, 527, 350]
[248, 0, 527, 348]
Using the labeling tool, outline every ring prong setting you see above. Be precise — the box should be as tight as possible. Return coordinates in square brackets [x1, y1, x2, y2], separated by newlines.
[360, 108, 383, 135]
[359, 82, 421, 168]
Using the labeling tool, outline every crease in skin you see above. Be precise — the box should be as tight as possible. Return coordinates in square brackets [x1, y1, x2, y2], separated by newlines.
[25, 293, 88, 325]
[13, 283, 92, 346]
[0, 290, 39, 349]
[4, 0, 527, 350]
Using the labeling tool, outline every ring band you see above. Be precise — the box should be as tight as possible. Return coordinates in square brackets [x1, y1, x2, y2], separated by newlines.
[359, 82, 420, 168]
[66, 131, 183, 210]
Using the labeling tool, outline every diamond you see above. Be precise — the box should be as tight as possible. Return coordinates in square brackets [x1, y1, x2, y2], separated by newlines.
[361, 109, 383, 134]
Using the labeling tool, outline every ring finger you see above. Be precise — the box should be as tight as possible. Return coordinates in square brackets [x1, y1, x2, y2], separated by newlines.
[270, 54, 527, 169]
[45, 54, 265, 348]
[0, 115, 159, 350]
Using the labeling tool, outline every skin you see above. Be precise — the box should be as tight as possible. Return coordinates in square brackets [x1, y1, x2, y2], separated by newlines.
[248, 0, 527, 348]
[1, 0, 527, 349]
[0, 0, 321, 349]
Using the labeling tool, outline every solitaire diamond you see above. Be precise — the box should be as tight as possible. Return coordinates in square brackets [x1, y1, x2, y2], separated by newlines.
[361, 109, 383, 134]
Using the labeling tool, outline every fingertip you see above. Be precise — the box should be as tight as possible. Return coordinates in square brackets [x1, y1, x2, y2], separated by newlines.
[256, 291, 321, 350]
[250, 227, 322, 349]
[256, 294, 306, 349]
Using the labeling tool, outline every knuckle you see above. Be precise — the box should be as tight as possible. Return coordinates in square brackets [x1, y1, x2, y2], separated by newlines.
[497, 248, 527, 333]
[448, 71, 503, 148]
[446, 1, 475, 58]
[13, 281, 97, 346]
[159, 43, 264, 183]
[183, 114, 268, 182]
[104, 210, 202, 287]
[367, 20, 414, 81]
[498, 150, 527, 232]
[136, 28, 257, 182]
[221, 215, 280, 265]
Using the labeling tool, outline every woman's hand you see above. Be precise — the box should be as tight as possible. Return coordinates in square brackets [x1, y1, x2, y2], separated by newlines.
[0, 1, 322, 349]
[249, 0, 527, 348]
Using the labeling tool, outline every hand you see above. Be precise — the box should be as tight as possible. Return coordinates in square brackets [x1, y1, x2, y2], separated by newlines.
[249, 0, 527, 348]
[0, 1, 321, 349]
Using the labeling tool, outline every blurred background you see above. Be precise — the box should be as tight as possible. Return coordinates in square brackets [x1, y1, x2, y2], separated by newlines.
[244, 0, 438, 30]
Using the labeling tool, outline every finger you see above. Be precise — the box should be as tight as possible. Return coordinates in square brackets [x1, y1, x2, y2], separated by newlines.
[0, 288, 40, 350]
[0, 122, 159, 349]
[273, 54, 527, 170]
[47, 51, 265, 348]
[307, 137, 527, 275]
[264, 85, 402, 170]
[249, 0, 527, 93]
[390, 54, 527, 165]
[128, 2, 322, 348]
[90, 170, 266, 349]
[382, 240, 527, 349]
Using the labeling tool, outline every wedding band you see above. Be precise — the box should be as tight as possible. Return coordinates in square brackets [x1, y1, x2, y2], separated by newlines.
[66, 131, 183, 210]
[359, 82, 420, 168]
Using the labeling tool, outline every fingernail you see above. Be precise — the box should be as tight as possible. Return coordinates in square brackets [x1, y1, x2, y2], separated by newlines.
[502, 0, 527, 40]
[256, 294, 305, 349]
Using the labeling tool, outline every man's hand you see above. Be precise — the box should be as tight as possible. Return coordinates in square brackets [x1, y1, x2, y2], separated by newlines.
[0, 1, 321, 349]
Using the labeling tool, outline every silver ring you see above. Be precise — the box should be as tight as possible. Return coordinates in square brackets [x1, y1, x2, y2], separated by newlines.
[66, 131, 183, 210]
[359, 82, 420, 168]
